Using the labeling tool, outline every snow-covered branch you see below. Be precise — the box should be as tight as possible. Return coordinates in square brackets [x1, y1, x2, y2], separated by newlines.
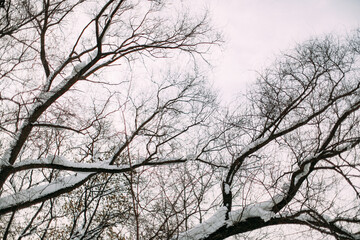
[0, 172, 93, 215]
[10, 156, 187, 174]
[179, 196, 284, 240]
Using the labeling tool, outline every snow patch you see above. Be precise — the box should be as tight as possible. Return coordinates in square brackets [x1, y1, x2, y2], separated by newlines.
[224, 183, 230, 195]
[294, 161, 311, 185]
[72, 61, 88, 75]
[0, 172, 92, 212]
[227, 195, 284, 225]
[178, 200, 278, 239]
[178, 207, 228, 240]
[227, 202, 275, 224]
[178, 195, 284, 239]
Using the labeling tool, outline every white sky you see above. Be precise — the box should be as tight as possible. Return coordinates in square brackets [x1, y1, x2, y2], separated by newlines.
[196, 0, 360, 102]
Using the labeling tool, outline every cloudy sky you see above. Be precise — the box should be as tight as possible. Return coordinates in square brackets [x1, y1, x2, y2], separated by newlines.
[195, 0, 360, 102]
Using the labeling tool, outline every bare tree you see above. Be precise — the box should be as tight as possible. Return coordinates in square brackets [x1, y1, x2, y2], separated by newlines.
[179, 33, 360, 239]
[0, 0, 220, 239]
[1, 0, 360, 239]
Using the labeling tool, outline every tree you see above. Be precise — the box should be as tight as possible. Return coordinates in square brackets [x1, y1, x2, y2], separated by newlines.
[180, 33, 360, 239]
[0, 0, 220, 239]
[1, 1, 360, 240]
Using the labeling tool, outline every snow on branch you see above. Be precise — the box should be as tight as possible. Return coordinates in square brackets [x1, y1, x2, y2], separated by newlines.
[179, 196, 283, 239]
[1, 154, 187, 215]
[178, 207, 228, 240]
[0, 172, 93, 215]
[227, 198, 281, 225]
[11, 155, 186, 174]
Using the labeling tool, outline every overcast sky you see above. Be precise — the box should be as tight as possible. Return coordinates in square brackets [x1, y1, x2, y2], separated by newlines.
[195, 0, 360, 102]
